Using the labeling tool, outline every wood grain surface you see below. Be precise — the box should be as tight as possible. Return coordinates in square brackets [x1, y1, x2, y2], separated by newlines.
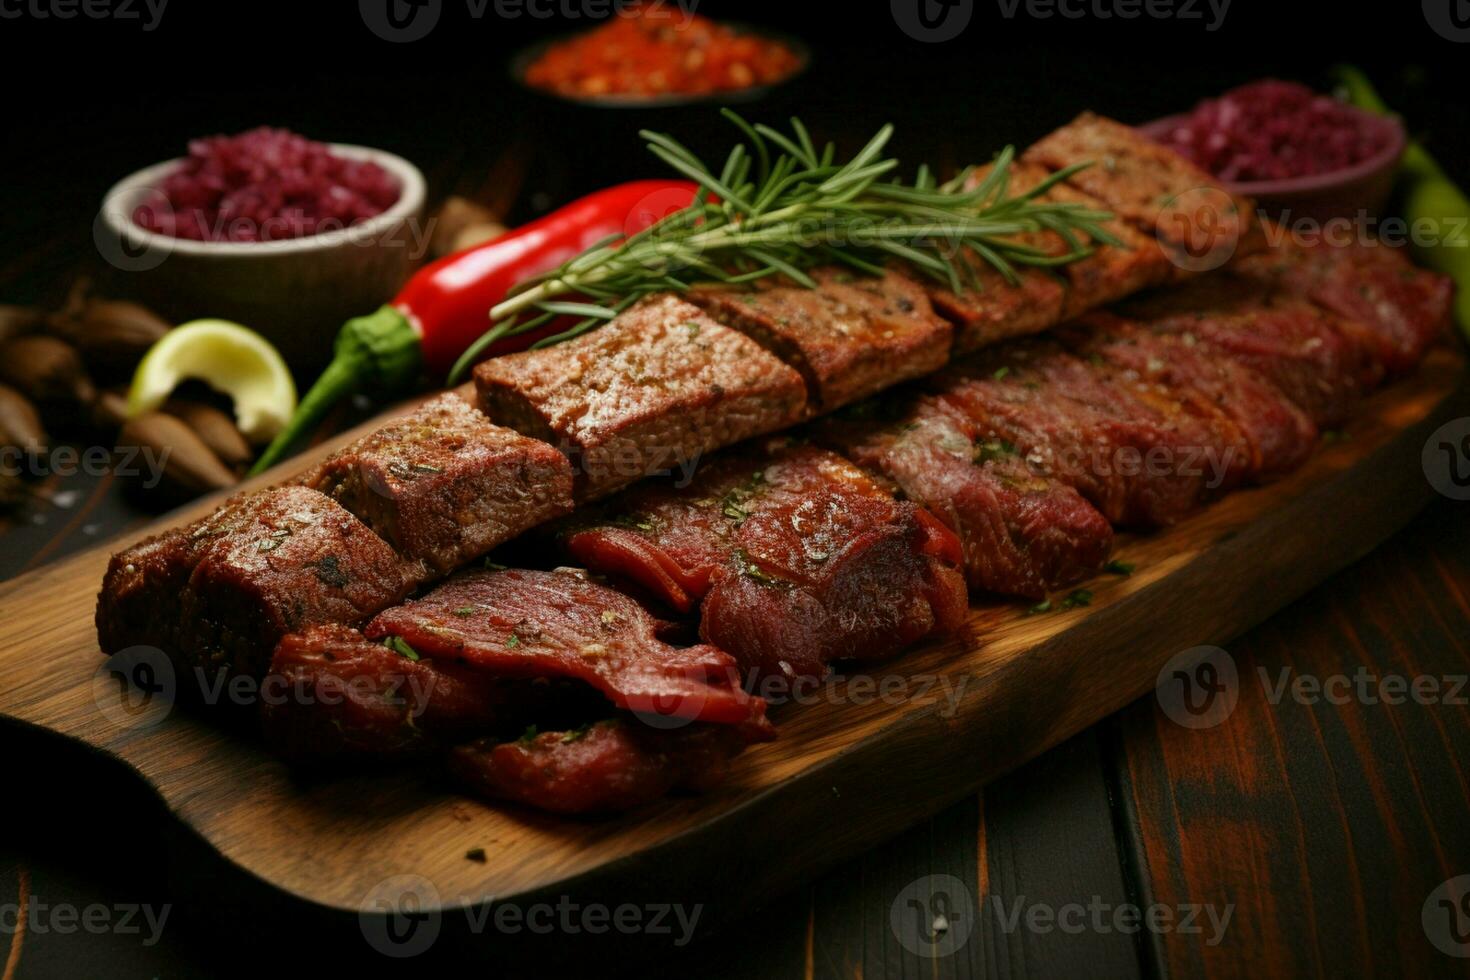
[6, 41, 1470, 973]
[0, 346, 1462, 971]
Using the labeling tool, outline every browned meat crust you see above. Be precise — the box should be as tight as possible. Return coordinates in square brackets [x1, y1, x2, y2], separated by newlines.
[688, 267, 952, 411]
[260, 624, 515, 762]
[560, 438, 969, 681]
[96, 486, 418, 680]
[1231, 237, 1452, 376]
[928, 341, 1248, 527]
[1023, 112, 1260, 272]
[365, 567, 775, 738]
[814, 394, 1114, 599]
[925, 161, 1172, 354]
[475, 294, 807, 501]
[301, 393, 574, 576]
[928, 255, 1068, 356]
[1042, 175, 1177, 315]
[1064, 313, 1319, 480]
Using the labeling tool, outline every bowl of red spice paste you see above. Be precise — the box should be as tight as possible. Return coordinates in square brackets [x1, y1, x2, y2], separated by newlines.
[507, 8, 809, 194]
[513, 6, 807, 106]
[99, 128, 426, 371]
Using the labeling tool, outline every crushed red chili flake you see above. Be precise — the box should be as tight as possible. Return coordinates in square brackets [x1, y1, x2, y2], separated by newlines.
[1152, 80, 1392, 183]
[522, 4, 802, 99]
[133, 127, 402, 242]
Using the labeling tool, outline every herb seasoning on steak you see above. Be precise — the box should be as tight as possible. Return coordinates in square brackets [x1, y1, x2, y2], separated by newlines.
[260, 624, 528, 763]
[928, 341, 1247, 527]
[1064, 313, 1318, 479]
[1024, 112, 1260, 270]
[365, 567, 774, 736]
[688, 267, 952, 412]
[561, 439, 969, 680]
[96, 486, 418, 680]
[302, 393, 574, 577]
[475, 294, 807, 501]
[815, 394, 1114, 600]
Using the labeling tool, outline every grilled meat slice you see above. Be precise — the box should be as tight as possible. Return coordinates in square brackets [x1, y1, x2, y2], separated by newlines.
[560, 439, 969, 681]
[302, 394, 574, 577]
[96, 487, 417, 680]
[365, 567, 773, 736]
[815, 394, 1113, 600]
[988, 160, 1174, 313]
[928, 342, 1247, 526]
[929, 252, 1068, 356]
[688, 267, 952, 412]
[475, 294, 807, 501]
[1233, 237, 1451, 375]
[1120, 274, 1386, 426]
[450, 719, 752, 815]
[260, 624, 524, 763]
[1044, 178, 1177, 315]
[1023, 112, 1259, 271]
[927, 161, 1172, 354]
[1066, 313, 1318, 479]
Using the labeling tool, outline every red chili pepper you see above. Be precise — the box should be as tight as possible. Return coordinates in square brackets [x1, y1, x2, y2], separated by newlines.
[250, 179, 697, 474]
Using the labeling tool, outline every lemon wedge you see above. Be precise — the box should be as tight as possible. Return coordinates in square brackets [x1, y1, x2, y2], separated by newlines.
[128, 319, 297, 443]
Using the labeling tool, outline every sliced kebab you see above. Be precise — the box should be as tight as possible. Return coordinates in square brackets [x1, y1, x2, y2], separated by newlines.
[301, 392, 574, 577]
[558, 437, 969, 682]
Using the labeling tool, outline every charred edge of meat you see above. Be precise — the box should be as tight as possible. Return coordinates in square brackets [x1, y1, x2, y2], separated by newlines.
[301, 393, 576, 577]
[96, 486, 418, 681]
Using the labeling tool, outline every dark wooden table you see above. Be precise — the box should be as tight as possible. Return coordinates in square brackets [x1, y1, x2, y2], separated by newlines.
[5, 477, 1469, 979]
[4, 24, 1470, 976]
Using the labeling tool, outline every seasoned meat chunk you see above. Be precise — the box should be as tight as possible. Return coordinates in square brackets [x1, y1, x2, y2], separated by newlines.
[929, 342, 1247, 526]
[1233, 237, 1451, 375]
[475, 294, 807, 501]
[450, 719, 753, 814]
[365, 567, 773, 736]
[815, 395, 1113, 599]
[688, 267, 952, 411]
[96, 487, 417, 680]
[260, 625, 520, 763]
[1024, 112, 1258, 271]
[302, 394, 574, 576]
[928, 252, 1068, 355]
[560, 439, 969, 681]
[925, 161, 1170, 352]
[1066, 313, 1318, 479]
[1120, 270, 1386, 426]
[1043, 177, 1176, 315]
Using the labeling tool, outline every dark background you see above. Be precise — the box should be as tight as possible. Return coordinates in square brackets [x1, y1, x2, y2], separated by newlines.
[4, 0, 1467, 305]
[3, 2, 1469, 977]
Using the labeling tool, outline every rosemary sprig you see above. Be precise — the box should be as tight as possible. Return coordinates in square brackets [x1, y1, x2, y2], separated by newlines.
[448, 112, 1117, 383]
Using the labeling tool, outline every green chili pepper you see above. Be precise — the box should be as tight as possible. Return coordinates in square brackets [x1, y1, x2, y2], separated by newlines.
[1334, 65, 1470, 340]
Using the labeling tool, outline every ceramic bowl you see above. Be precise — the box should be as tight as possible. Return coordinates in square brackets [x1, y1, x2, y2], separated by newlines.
[98, 145, 427, 373]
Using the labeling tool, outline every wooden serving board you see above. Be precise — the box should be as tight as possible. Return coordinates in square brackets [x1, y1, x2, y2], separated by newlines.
[0, 350, 1465, 952]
